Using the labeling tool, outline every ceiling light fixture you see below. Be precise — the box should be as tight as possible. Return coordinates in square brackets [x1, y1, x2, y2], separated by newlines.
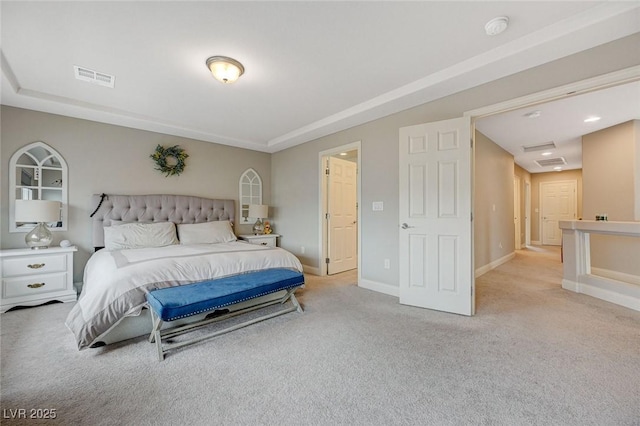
[485, 16, 509, 36]
[541, 152, 552, 156]
[553, 166, 563, 171]
[524, 110, 541, 119]
[206, 56, 244, 84]
[584, 116, 601, 123]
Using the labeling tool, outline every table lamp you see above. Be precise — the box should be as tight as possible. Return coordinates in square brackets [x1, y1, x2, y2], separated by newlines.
[15, 200, 61, 249]
[248, 204, 269, 235]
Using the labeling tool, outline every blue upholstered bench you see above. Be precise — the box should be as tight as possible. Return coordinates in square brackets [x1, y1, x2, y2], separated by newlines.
[146, 268, 304, 361]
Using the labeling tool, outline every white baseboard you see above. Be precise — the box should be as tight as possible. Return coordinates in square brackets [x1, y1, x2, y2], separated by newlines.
[302, 264, 321, 276]
[562, 276, 640, 312]
[358, 279, 399, 298]
[590, 267, 640, 286]
[475, 252, 515, 278]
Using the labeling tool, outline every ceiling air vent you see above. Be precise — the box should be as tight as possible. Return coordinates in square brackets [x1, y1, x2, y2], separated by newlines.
[535, 157, 567, 168]
[522, 142, 556, 152]
[74, 65, 115, 88]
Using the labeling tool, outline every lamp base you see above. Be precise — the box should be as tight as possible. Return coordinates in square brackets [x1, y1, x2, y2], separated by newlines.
[25, 222, 53, 249]
[252, 218, 265, 235]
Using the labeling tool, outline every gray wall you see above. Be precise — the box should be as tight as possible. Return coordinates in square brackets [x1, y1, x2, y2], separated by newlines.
[474, 131, 515, 269]
[271, 34, 640, 290]
[582, 120, 640, 277]
[1, 107, 271, 282]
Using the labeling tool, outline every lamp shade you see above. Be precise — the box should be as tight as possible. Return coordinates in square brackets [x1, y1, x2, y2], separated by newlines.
[248, 204, 268, 219]
[15, 200, 61, 222]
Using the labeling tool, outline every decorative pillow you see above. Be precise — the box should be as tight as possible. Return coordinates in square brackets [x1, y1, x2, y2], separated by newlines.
[177, 221, 236, 245]
[104, 222, 178, 250]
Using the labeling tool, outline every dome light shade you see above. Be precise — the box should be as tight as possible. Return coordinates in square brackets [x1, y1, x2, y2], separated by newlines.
[206, 56, 244, 84]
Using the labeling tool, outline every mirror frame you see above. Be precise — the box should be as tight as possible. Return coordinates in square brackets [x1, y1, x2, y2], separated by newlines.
[9, 141, 68, 232]
[239, 168, 263, 224]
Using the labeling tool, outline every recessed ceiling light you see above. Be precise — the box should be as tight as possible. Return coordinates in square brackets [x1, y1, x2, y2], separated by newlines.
[524, 110, 541, 119]
[485, 17, 509, 36]
[339, 152, 348, 156]
[553, 166, 563, 171]
[584, 116, 601, 123]
[541, 152, 552, 156]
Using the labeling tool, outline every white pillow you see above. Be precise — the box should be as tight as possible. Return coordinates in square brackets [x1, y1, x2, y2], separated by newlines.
[104, 222, 178, 250]
[177, 221, 236, 245]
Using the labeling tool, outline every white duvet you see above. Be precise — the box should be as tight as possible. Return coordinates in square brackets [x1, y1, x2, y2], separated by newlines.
[65, 241, 303, 349]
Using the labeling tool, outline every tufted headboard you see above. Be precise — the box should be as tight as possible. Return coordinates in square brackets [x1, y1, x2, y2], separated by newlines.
[91, 194, 235, 249]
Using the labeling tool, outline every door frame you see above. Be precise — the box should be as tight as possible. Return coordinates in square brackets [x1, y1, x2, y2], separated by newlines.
[514, 175, 522, 249]
[318, 141, 361, 278]
[524, 181, 531, 246]
[464, 65, 640, 251]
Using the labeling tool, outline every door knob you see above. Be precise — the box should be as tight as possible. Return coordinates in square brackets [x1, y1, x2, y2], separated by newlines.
[401, 223, 414, 229]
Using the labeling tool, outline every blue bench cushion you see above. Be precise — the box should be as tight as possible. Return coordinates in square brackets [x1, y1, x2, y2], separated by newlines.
[146, 268, 304, 321]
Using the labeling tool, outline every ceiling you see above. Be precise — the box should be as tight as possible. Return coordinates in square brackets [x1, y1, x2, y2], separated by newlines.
[476, 80, 640, 173]
[2, 2, 639, 156]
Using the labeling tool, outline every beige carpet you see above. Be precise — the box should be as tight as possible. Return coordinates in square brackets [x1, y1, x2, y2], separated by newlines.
[1, 246, 639, 425]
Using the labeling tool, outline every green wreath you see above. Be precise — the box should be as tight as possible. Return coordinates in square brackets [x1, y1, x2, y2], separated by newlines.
[150, 144, 189, 177]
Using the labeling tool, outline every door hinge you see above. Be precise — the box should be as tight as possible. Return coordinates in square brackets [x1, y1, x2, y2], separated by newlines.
[471, 212, 473, 221]
[325, 258, 330, 264]
[325, 168, 330, 175]
[326, 213, 330, 220]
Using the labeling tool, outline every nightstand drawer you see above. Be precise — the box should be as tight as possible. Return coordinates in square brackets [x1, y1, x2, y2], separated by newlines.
[2, 254, 67, 277]
[249, 237, 276, 247]
[238, 234, 280, 248]
[3, 273, 67, 298]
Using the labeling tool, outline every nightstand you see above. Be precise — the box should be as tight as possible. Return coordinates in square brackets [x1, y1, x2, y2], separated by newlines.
[238, 234, 280, 247]
[0, 246, 78, 313]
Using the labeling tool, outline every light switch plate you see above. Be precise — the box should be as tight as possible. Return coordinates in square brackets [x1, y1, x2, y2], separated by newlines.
[372, 201, 384, 211]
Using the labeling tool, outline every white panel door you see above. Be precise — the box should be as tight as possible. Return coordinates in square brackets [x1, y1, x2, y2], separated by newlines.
[399, 117, 473, 316]
[541, 180, 576, 245]
[328, 157, 358, 274]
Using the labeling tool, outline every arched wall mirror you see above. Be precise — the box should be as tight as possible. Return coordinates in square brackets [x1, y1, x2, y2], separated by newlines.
[9, 141, 68, 232]
[239, 168, 262, 223]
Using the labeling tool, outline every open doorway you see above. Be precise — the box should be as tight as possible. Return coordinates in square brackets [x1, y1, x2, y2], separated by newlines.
[319, 142, 361, 276]
[470, 68, 637, 275]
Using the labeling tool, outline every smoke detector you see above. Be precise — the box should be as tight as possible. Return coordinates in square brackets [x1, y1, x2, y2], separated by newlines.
[485, 17, 509, 36]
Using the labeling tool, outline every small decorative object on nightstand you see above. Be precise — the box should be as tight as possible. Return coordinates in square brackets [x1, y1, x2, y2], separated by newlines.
[0, 245, 77, 313]
[238, 234, 280, 248]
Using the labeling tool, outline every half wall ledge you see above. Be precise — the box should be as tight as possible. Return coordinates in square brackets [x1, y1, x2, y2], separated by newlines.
[559, 220, 640, 312]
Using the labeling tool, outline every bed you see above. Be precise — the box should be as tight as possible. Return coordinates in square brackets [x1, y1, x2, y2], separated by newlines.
[65, 194, 303, 350]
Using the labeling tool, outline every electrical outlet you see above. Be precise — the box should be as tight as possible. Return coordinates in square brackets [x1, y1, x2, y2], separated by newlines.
[300, 246, 305, 254]
[384, 259, 390, 269]
[499, 242, 503, 249]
